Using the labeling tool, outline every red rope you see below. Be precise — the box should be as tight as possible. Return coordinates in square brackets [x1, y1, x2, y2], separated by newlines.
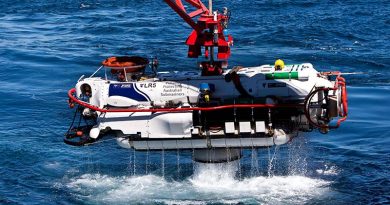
[68, 88, 303, 113]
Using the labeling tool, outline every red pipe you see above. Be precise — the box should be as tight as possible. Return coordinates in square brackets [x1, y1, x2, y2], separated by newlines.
[68, 88, 303, 113]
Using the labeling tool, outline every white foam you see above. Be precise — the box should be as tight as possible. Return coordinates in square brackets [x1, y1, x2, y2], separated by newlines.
[66, 163, 330, 204]
[316, 164, 339, 176]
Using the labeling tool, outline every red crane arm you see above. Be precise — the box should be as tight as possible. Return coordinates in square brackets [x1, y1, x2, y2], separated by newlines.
[163, 0, 209, 32]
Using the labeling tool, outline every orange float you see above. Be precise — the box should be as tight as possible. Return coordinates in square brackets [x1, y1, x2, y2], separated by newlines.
[102, 56, 149, 72]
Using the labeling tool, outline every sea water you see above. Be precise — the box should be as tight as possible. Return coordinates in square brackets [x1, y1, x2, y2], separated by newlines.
[0, 0, 389, 204]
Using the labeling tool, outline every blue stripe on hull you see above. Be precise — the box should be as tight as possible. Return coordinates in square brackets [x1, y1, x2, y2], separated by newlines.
[134, 84, 151, 101]
[109, 84, 149, 102]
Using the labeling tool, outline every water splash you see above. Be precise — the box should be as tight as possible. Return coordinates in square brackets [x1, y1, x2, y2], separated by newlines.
[145, 149, 150, 174]
[161, 148, 165, 177]
[316, 164, 339, 176]
[267, 146, 280, 177]
[176, 149, 181, 176]
[65, 162, 330, 204]
[288, 135, 308, 175]
[126, 148, 137, 175]
[133, 148, 137, 175]
[126, 149, 133, 175]
[191, 162, 239, 188]
[250, 148, 260, 176]
[63, 135, 331, 204]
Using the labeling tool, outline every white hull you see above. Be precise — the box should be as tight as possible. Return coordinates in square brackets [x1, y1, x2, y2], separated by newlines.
[66, 63, 347, 151]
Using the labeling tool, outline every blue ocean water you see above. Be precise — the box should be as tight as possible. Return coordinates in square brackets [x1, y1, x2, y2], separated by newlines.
[0, 0, 389, 204]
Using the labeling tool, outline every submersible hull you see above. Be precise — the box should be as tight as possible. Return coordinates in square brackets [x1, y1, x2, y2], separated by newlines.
[66, 63, 347, 162]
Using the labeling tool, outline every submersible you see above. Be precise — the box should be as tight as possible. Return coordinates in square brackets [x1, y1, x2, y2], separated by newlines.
[65, 0, 348, 163]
